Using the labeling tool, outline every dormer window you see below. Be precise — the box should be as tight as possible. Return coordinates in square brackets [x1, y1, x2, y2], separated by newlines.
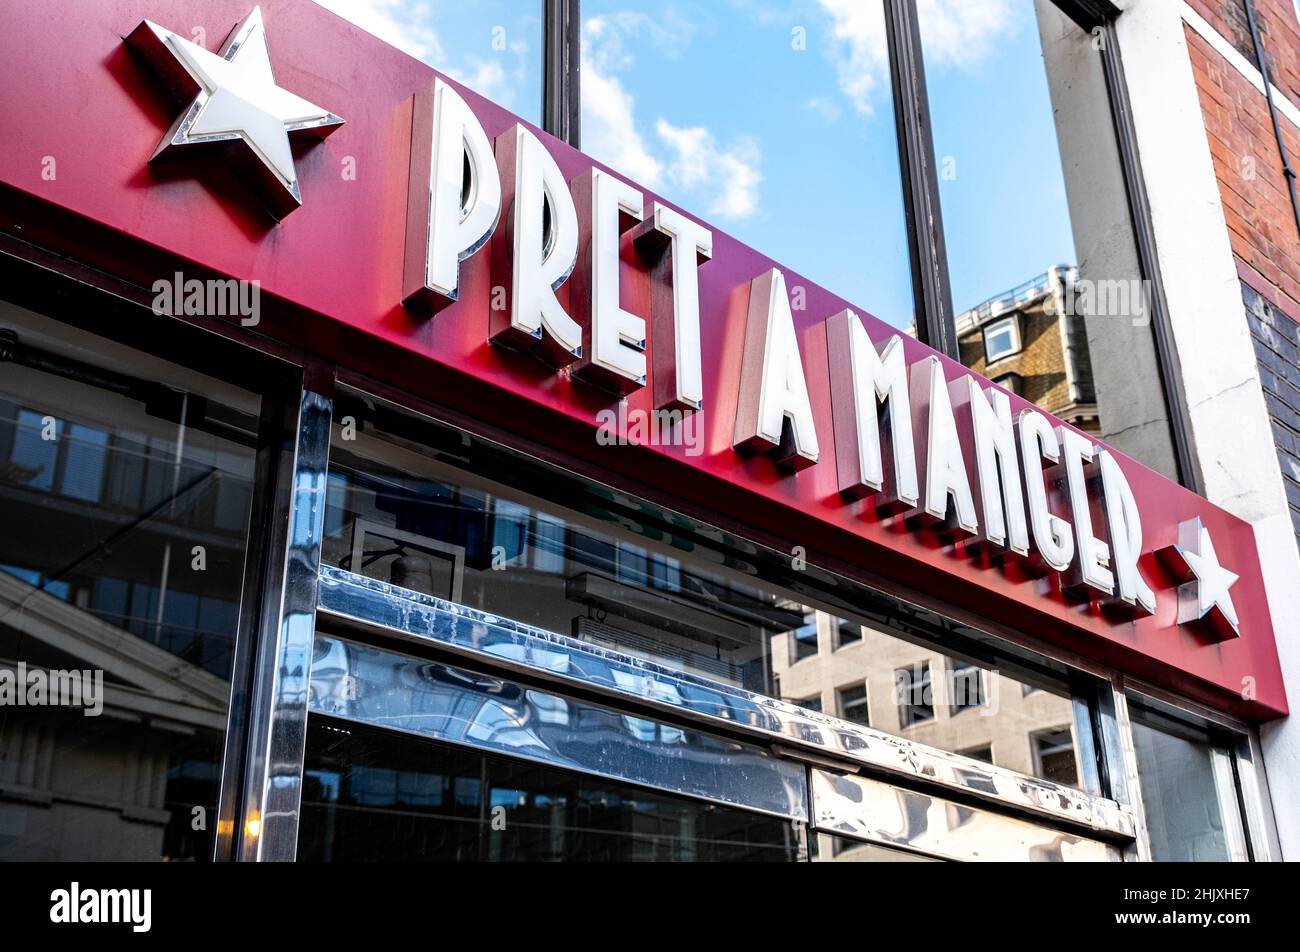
[982, 315, 1022, 363]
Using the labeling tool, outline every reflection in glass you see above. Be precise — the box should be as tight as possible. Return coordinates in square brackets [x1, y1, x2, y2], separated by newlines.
[920, 1, 1180, 479]
[299, 718, 803, 861]
[0, 300, 259, 861]
[1130, 703, 1249, 861]
[811, 833, 940, 863]
[322, 391, 1094, 789]
[580, 0, 914, 329]
[307, 634, 807, 819]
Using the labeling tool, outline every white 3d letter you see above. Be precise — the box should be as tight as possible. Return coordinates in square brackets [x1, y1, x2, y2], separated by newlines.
[404, 79, 501, 314]
[826, 313, 918, 509]
[968, 378, 1029, 555]
[635, 203, 712, 411]
[573, 168, 646, 390]
[1059, 426, 1114, 595]
[1098, 449, 1156, 615]
[1017, 409, 1074, 573]
[911, 356, 977, 535]
[733, 268, 820, 469]
[494, 124, 581, 363]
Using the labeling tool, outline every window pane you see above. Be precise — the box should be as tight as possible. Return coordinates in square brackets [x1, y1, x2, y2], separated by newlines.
[1130, 703, 1250, 861]
[323, 389, 1097, 788]
[299, 718, 802, 861]
[0, 299, 261, 861]
[838, 684, 870, 726]
[581, 0, 915, 329]
[920, 2, 1181, 479]
[314, 0, 543, 125]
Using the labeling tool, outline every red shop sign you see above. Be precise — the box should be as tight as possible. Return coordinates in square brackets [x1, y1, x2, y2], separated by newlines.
[0, 0, 1285, 718]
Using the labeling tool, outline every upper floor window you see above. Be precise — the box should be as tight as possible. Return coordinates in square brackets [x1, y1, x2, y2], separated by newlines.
[791, 614, 819, 662]
[982, 315, 1022, 363]
[835, 616, 862, 648]
[896, 662, 934, 727]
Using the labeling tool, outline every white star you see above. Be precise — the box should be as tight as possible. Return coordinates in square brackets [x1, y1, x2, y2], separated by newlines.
[1157, 518, 1240, 641]
[125, 6, 343, 217]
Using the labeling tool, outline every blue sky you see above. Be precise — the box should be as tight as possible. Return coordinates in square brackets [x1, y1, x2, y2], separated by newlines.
[313, 0, 1078, 327]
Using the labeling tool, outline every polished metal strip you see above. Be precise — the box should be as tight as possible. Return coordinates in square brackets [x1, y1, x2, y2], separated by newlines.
[316, 565, 1136, 839]
[809, 769, 1122, 862]
[1110, 683, 1152, 862]
[307, 634, 809, 821]
[1239, 731, 1280, 862]
[239, 389, 332, 860]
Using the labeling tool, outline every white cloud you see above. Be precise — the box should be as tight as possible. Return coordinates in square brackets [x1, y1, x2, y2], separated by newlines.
[583, 64, 665, 187]
[656, 121, 762, 220]
[581, 14, 762, 221]
[312, 0, 444, 63]
[815, 0, 1014, 116]
[312, 0, 532, 111]
[915, 0, 1016, 68]
[805, 96, 842, 122]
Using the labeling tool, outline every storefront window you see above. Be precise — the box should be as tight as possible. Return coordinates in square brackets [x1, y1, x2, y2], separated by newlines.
[299, 718, 801, 862]
[580, 0, 915, 330]
[0, 300, 261, 860]
[919, 1, 1182, 480]
[321, 389, 1099, 791]
[1130, 701, 1251, 861]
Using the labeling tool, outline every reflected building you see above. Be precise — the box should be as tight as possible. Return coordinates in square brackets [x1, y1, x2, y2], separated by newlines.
[772, 611, 1082, 790]
[0, 302, 258, 861]
[955, 265, 1099, 438]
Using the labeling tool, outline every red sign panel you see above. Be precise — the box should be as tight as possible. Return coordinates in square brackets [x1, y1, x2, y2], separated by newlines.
[0, 0, 1285, 718]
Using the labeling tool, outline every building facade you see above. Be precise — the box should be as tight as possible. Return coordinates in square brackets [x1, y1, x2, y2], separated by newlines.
[0, 0, 1297, 863]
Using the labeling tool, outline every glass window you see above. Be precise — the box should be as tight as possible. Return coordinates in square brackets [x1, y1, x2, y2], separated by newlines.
[797, 695, 823, 714]
[949, 659, 984, 715]
[896, 662, 934, 727]
[314, 0, 543, 125]
[838, 684, 870, 726]
[299, 718, 802, 862]
[323, 388, 1100, 788]
[1031, 728, 1079, 787]
[982, 315, 1021, 362]
[791, 614, 819, 662]
[1130, 701, 1250, 861]
[920, 1, 1181, 479]
[0, 298, 262, 861]
[835, 616, 862, 648]
[580, 0, 915, 330]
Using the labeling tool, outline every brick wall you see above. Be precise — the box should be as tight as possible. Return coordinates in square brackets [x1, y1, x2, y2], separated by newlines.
[1242, 281, 1300, 542]
[1186, 0, 1300, 548]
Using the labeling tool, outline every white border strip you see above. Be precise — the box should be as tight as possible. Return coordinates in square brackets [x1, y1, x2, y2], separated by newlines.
[1181, 0, 1300, 130]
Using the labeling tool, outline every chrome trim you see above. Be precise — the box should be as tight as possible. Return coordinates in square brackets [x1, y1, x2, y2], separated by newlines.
[307, 634, 809, 821]
[239, 388, 332, 860]
[316, 565, 1136, 839]
[1239, 731, 1280, 862]
[1210, 747, 1250, 861]
[1110, 684, 1152, 862]
[809, 769, 1121, 862]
